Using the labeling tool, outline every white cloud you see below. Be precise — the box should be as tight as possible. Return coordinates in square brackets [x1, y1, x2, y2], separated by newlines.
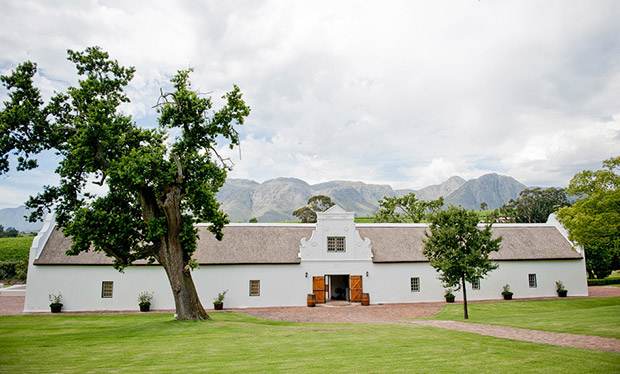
[1, 0, 619, 207]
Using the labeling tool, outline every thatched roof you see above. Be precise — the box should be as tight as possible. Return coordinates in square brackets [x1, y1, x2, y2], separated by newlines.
[358, 225, 581, 263]
[34, 223, 580, 266]
[193, 226, 313, 264]
[34, 225, 314, 265]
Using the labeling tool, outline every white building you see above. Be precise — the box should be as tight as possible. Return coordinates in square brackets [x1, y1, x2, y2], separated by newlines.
[24, 206, 588, 312]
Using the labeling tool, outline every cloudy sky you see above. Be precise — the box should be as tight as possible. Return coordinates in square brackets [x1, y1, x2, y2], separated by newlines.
[1, 0, 619, 209]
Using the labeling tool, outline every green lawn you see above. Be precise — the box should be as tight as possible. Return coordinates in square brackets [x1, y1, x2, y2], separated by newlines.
[424, 297, 620, 339]
[0, 236, 34, 261]
[0, 312, 619, 373]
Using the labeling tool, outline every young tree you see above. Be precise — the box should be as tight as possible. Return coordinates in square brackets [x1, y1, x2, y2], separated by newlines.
[0, 47, 250, 320]
[375, 193, 444, 223]
[423, 206, 501, 319]
[292, 195, 335, 223]
[500, 187, 570, 223]
[557, 157, 620, 279]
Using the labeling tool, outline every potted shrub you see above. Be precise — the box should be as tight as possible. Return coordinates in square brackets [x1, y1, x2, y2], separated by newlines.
[213, 289, 228, 310]
[501, 284, 513, 300]
[444, 288, 455, 303]
[49, 292, 63, 313]
[556, 280, 567, 297]
[138, 291, 154, 312]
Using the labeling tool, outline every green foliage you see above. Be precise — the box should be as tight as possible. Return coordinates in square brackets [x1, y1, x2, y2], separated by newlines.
[48, 292, 63, 306]
[587, 278, 620, 286]
[500, 187, 570, 223]
[213, 289, 227, 304]
[557, 157, 620, 279]
[0, 225, 19, 237]
[292, 195, 335, 223]
[138, 291, 153, 306]
[0, 47, 250, 319]
[0, 260, 27, 283]
[248, 217, 258, 223]
[0, 236, 33, 261]
[502, 284, 513, 296]
[307, 195, 335, 212]
[1, 313, 619, 373]
[0, 236, 32, 283]
[426, 297, 620, 339]
[423, 206, 501, 319]
[292, 206, 317, 223]
[375, 193, 444, 223]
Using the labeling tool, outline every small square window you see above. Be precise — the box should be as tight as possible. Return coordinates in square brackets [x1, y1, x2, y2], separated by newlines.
[101, 281, 113, 298]
[410, 277, 420, 292]
[472, 278, 480, 290]
[249, 280, 260, 296]
[327, 236, 346, 252]
[528, 274, 537, 288]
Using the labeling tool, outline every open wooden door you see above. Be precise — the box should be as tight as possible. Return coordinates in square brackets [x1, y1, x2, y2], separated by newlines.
[350, 275, 363, 302]
[313, 276, 325, 303]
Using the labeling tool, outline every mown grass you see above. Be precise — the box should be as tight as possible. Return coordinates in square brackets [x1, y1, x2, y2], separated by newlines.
[424, 297, 620, 339]
[0, 236, 34, 261]
[0, 312, 618, 373]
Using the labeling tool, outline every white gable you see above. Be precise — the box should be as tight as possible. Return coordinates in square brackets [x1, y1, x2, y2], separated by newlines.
[299, 205, 372, 261]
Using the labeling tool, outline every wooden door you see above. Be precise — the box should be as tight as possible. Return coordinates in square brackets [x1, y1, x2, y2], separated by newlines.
[313, 276, 325, 303]
[350, 275, 363, 302]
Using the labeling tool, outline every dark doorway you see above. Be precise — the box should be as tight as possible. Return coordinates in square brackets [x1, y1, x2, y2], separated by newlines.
[327, 275, 349, 301]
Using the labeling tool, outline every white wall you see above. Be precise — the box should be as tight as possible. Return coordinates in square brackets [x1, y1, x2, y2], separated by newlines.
[24, 258, 588, 312]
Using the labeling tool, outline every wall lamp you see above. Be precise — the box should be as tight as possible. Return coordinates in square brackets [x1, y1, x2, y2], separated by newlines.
[366, 271, 369, 277]
[305, 272, 308, 278]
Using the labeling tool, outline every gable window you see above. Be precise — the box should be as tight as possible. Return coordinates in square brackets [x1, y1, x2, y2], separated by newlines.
[410, 277, 420, 292]
[528, 274, 537, 288]
[249, 280, 260, 296]
[327, 236, 346, 252]
[472, 278, 480, 290]
[101, 281, 113, 298]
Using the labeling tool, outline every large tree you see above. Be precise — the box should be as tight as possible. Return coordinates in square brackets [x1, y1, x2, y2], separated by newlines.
[423, 206, 501, 319]
[375, 193, 444, 223]
[557, 157, 620, 279]
[0, 47, 250, 320]
[292, 195, 335, 223]
[499, 187, 570, 223]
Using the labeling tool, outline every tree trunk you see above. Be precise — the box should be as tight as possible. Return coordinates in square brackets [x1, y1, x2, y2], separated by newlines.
[158, 239, 209, 320]
[462, 275, 468, 320]
[157, 186, 209, 321]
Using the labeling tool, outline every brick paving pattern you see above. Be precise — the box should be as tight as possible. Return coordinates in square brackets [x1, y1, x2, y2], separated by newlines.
[2, 286, 619, 352]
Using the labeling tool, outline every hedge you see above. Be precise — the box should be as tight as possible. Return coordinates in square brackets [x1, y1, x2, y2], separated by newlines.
[0, 260, 28, 282]
[587, 278, 620, 286]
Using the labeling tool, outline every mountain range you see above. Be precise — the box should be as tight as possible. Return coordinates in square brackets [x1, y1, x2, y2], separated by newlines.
[0, 173, 526, 230]
[217, 173, 526, 222]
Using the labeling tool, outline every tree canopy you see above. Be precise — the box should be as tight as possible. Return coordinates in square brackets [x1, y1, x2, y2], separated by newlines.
[375, 193, 444, 223]
[499, 187, 570, 223]
[292, 195, 335, 223]
[0, 47, 250, 320]
[0, 226, 19, 238]
[423, 206, 501, 319]
[557, 157, 620, 279]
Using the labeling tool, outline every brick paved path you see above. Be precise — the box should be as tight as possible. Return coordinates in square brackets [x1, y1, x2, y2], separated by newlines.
[406, 320, 620, 353]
